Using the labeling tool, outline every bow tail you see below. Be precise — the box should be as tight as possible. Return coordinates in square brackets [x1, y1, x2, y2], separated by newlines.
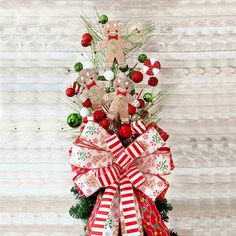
[135, 189, 170, 236]
[89, 182, 119, 236]
[119, 177, 142, 236]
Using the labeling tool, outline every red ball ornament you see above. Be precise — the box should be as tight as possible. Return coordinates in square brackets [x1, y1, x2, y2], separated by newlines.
[66, 87, 75, 97]
[137, 99, 145, 109]
[118, 124, 132, 139]
[81, 40, 91, 47]
[82, 98, 92, 108]
[93, 110, 107, 122]
[82, 33, 93, 43]
[128, 104, 136, 116]
[100, 118, 110, 129]
[148, 77, 158, 87]
[81, 33, 93, 47]
[131, 71, 143, 83]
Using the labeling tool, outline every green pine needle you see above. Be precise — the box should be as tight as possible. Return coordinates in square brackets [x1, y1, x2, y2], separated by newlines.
[170, 229, 179, 236]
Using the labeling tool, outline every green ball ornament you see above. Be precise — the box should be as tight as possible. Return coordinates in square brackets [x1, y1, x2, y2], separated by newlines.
[143, 93, 153, 102]
[138, 54, 148, 63]
[99, 15, 108, 24]
[74, 62, 83, 72]
[97, 75, 106, 81]
[67, 113, 82, 128]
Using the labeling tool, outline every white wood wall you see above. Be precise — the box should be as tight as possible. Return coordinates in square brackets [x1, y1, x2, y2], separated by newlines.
[0, 0, 236, 235]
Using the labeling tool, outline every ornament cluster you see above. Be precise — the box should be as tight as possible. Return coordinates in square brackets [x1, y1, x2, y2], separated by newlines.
[66, 14, 176, 236]
[65, 15, 162, 144]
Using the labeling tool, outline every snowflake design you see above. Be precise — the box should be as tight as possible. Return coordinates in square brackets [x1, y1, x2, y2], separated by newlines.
[85, 125, 96, 135]
[158, 160, 168, 172]
[78, 182, 84, 188]
[150, 133, 162, 146]
[114, 212, 120, 219]
[77, 151, 87, 162]
[87, 188, 92, 195]
[142, 133, 149, 140]
[92, 137, 99, 144]
[153, 189, 161, 196]
[94, 128, 101, 135]
[105, 219, 112, 229]
[87, 162, 92, 168]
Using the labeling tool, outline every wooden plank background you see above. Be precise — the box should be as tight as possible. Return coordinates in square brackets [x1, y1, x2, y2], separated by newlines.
[0, 0, 236, 235]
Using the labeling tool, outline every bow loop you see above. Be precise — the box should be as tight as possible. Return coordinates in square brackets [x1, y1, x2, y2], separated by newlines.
[131, 120, 146, 135]
[125, 163, 146, 188]
[70, 120, 174, 236]
[95, 164, 121, 187]
[105, 134, 125, 158]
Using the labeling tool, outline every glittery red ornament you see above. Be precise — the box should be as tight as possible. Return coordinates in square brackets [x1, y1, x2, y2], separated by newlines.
[82, 98, 92, 108]
[148, 77, 158, 87]
[128, 104, 136, 115]
[137, 99, 145, 109]
[81, 40, 91, 47]
[82, 33, 92, 42]
[118, 124, 132, 139]
[93, 110, 107, 122]
[66, 87, 75, 97]
[81, 33, 92, 47]
[131, 71, 143, 83]
[99, 118, 110, 129]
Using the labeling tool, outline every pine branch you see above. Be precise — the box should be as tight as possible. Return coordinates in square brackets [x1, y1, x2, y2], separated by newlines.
[155, 198, 173, 223]
[69, 186, 105, 221]
[169, 229, 179, 236]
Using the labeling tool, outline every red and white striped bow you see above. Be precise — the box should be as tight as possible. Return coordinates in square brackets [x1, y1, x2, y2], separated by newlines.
[70, 120, 173, 236]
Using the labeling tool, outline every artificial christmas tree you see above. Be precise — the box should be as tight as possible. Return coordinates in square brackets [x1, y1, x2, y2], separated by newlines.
[66, 14, 178, 236]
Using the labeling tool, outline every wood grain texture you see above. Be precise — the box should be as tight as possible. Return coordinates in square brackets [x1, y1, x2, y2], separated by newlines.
[0, 0, 236, 235]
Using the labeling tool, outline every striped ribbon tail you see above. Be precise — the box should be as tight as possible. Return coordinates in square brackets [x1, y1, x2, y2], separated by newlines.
[90, 182, 118, 236]
[120, 177, 141, 236]
[105, 134, 125, 158]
